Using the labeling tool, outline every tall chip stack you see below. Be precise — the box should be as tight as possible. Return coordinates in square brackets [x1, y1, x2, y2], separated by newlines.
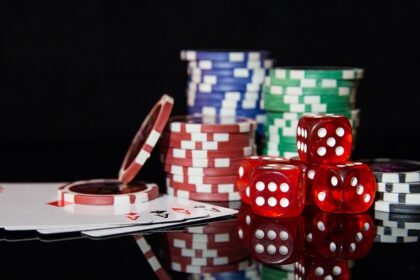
[180, 50, 274, 152]
[261, 67, 364, 158]
[160, 115, 257, 201]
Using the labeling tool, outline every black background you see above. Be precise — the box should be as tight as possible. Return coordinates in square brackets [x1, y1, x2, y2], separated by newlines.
[1, 1, 419, 184]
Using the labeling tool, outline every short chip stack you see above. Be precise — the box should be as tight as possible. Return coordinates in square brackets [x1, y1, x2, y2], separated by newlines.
[261, 67, 364, 158]
[160, 115, 257, 201]
[180, 50, 274, 146]
[362, 159, 420, 243]
[163, 219, 255, 275]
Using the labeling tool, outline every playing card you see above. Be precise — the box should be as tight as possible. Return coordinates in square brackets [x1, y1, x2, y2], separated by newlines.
[0, 183, 158, 230]
[37, 195, 210, 234]
[81, 198, 238, 237]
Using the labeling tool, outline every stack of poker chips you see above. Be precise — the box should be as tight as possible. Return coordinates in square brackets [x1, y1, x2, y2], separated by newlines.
[163, 219, 256, 275]
[180, 50, 274, 139]
[160, 115, 257, 201]
[363, 159, 420, 243]
[261, 67, 363, 158]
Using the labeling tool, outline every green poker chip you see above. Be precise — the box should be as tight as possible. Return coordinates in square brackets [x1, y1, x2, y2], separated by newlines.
[262, 100, 353, 113]
[265, 76, 358, 88]
[269, 67, 364, 80]
[263, 91, 354, 105]
[262, 84, 355, 96]
[262, 265, 294, 280]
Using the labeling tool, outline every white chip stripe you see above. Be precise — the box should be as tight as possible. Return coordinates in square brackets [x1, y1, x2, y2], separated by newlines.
[375, 200, 420, 215]
[376, 226, 420, 237]
[167, 186, 241, 201]
[377, 182, 420, 193]
[374, 235, 419, 243]
[378, 192, 420, 204]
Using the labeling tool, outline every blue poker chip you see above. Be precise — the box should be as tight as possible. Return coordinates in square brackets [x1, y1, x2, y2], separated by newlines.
[189, 75, 265, 85]
[180, 50, 269, 62]
[188, 82, 262, 92]
[188, 59, 275, 70]
[187, 91, 261, 101]
[188, 99, 259, 110]
[188, 105, 263, 117]
[188, 67, 267, 78]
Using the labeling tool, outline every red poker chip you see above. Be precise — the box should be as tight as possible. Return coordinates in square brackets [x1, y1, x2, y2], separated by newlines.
[58, 179, 159, 206]
[162, 131, 254, 142]
[169, 115, 256, 134]
[170, 259, 252, 274]
[168, 246, 249, 258]
[160, 137, 255, 151]
[133, 235, 171, 280]
[166, 177, 237, 194]
[167, 173, 238, 185]
[161, 145, 256, 159]
[167, 231, 241, 244]
[119, 95, 174, 183]
[167, 185, 241, 202]
[164, 164, 239, 176]
[162, 155, 244, 168]
[169, 253, 249, 267]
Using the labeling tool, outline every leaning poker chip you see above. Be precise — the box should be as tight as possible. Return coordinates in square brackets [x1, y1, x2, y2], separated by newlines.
[187, 59, 274, 70]
[164, 164, 240, 176]
[168, 174, 237, 185]
[160, 137, 254, 151]
[161, 145, 256, 160]
[166, 178, 237, 193]
[162, 156, 244, 168]
[376, 226, 420, 237]
[169, 115, 256, 134]
[263, 84, 355, 96]
[58, 179, 159, 206]
[119, 94, 174, 183]
[264, 76, 357, 88]
[169, 254, 248, 267]
[376, 192, 420, 205]
[374, 200, 420, 214]
[361, 159, 420, 183]
[170, 259, 252, 274]
[374, 235, 419, 243]
[168, 246, 249, 258]
[188, 82, 262, 93]
[188, 67, 266, 78]
[270, 67, 364, 80]
[133, 235, 171, 280]
[162, 131, 254, 143]
[167, 185, 241, 202]
[180, 50, 270, 62]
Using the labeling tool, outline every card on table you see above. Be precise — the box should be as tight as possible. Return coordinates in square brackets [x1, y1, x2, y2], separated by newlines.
[0, 183, 208, 231]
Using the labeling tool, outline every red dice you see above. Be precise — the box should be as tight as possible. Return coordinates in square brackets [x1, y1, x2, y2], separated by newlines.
[295, 255, 350, 280]
[297, 114, 352, 164]
[238, 204, 304, 265]
[249, 164, 304, 218]
[290, 157, 318, 205]
[309, 211, 375, 260]
[312, 162, 376, 213]
[237, 156, 290, 204]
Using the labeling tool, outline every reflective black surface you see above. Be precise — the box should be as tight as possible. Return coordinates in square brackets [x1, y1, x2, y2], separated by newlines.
[2, 201, 420, 280]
